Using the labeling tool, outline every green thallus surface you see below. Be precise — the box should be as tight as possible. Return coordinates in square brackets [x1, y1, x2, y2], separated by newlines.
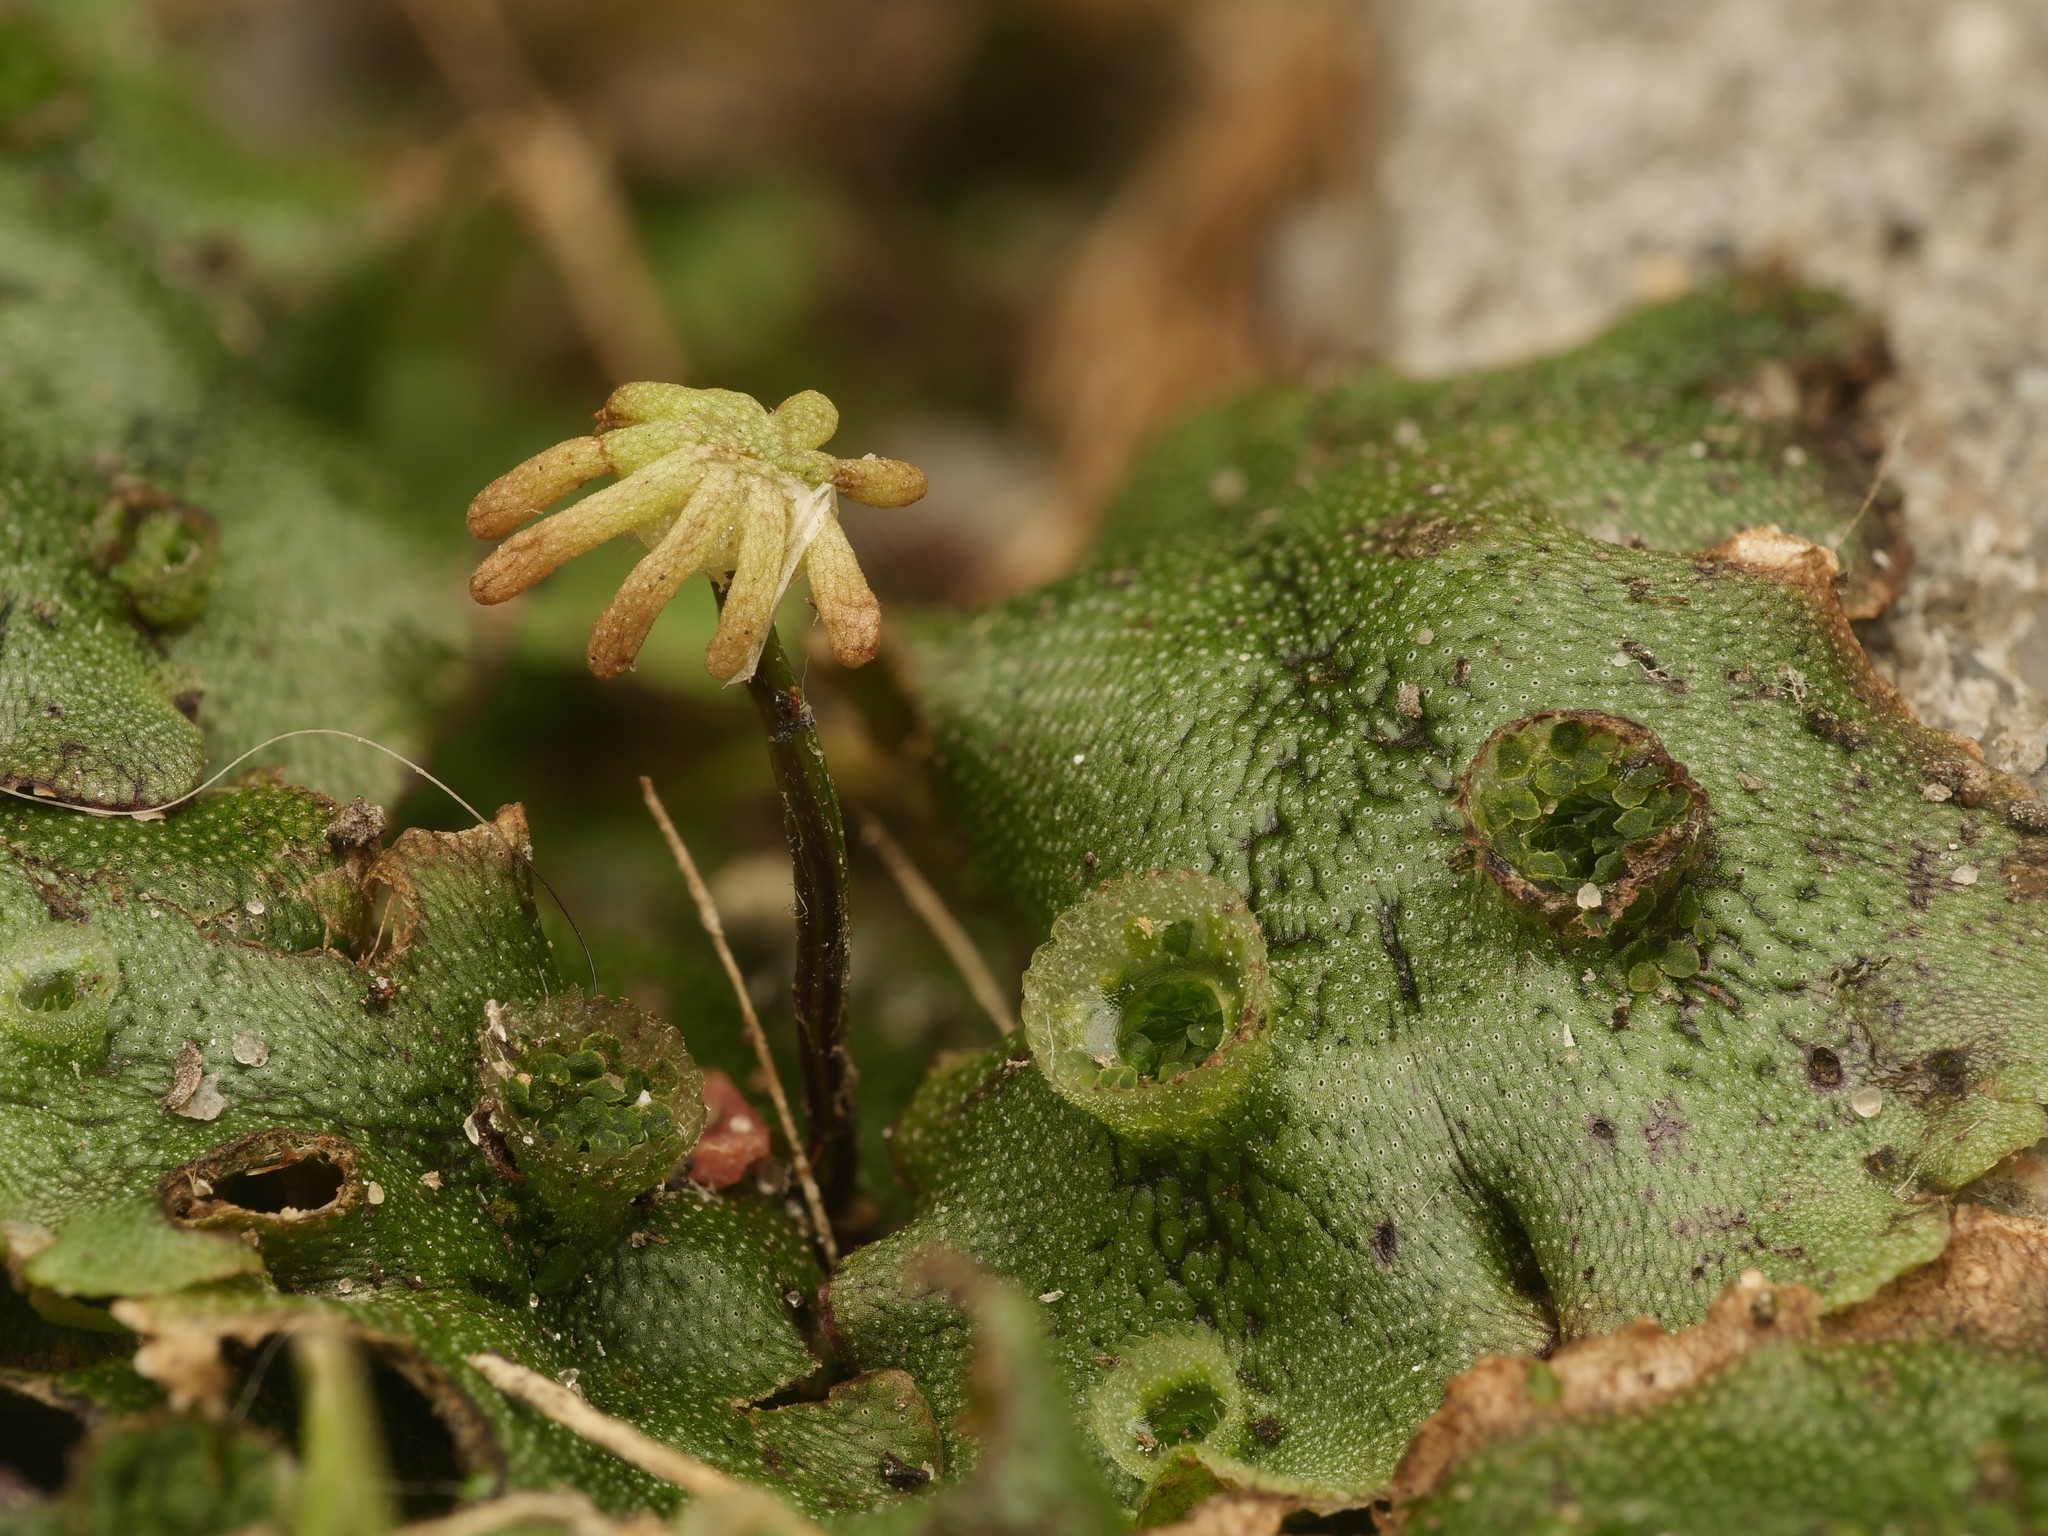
[830, 277, 2048, 1510]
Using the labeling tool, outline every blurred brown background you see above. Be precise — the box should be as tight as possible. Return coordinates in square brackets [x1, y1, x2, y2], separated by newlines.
[111, 0, 2048, 788]
[140, 0, 1369, 609]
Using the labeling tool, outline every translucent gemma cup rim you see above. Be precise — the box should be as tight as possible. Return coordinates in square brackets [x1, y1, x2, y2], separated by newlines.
[0, 923, 120, 1059]
[1021, 868, 1272, 1146]
[1088, 1324, 1248, 1483]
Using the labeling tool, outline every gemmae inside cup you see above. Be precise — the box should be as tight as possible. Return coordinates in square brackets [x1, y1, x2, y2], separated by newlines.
[1021, 869, 1272, 1146]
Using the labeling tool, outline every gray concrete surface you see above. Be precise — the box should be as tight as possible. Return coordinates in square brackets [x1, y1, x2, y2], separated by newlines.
[1279, 0, 2048, 780]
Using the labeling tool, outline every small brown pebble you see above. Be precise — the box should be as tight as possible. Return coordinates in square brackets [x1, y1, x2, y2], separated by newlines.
[2006, 800, 2048, 835]
[324, 797, 387, 850]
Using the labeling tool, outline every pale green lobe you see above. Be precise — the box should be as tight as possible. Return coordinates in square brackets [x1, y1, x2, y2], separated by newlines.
[20, 1199, 263, 1300]
[0, 165, 466, 808]
[830, 283, 2048, 1505]
[773, 391, 839, 453]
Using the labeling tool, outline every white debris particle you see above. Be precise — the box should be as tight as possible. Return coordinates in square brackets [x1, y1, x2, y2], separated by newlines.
[1575, 883, 1603, 910]
[337, 1277, 354, 1295]
[1849, 1086, 1884, 1119]
[1038, 1289, 1065, 1303]
[243, 897, 266, 917]
[231, 1032, 270, 1067]
[1562, 1021, 1576, 1049]
[419, 1170, 443, 1190]
[1951, 864, 1980, 886]
[1736, 771, 1765, 792]
[730, 1115, 755, 1134]
[1608, 652, 1631, 668]
[174, 1076, 227, 1122]
[463, 1114, 482, 1146]
[367, 1182, 386, 1206]
[634, 1089, 652, 1108]
[1921, 782, 1954, 802]
[1072, 752, 1086, 766]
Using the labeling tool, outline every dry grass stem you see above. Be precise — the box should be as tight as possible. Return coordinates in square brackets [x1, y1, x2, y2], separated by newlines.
[1840, 419, 1911, 550]
[640, 776, 840, 1266]
[396, 0, 683, 383]
[467, 1352, 738, 1498]
[860, 815, 1016, 1035]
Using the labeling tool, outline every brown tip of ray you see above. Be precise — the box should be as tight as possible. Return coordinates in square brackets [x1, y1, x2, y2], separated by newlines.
[585, 589, 664, 679]
[806, 520, 882, 668]
[466, 437, 612, 539]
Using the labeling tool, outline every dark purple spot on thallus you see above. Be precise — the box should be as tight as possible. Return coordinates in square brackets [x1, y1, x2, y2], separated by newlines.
[1369, 1218, 1399, 1268]
[1644, 1099, 1686, 1165]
